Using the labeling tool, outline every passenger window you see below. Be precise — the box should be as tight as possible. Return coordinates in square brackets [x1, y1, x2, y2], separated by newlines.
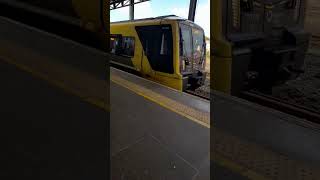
[110, 35, 135, 57]
[122, 37, 135, 57]
[110, 34, 121, 54]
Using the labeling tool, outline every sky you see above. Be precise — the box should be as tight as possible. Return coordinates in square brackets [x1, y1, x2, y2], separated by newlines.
[110, 0, 210, 37]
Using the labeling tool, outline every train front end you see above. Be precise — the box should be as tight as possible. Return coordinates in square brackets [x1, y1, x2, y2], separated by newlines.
[213, 0, 310, 95]
[179, 20, 207, 91]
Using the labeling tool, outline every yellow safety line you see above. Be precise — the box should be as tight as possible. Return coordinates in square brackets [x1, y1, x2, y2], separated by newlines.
[0, 55, 108, 112]
[110, 74, 210, 128]
[212, 153, 272, 180]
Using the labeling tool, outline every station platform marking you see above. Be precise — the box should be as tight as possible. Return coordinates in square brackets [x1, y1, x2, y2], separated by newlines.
[110, 73, 210, 128]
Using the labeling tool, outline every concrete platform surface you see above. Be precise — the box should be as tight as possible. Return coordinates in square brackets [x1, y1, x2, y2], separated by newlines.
[110, 70, 210, 180]
[212, 91, 320, 180]
[0, 59, 108, 179]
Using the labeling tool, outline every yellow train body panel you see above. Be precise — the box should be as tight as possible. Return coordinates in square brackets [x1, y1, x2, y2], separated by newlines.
[211, 0, 232, 94]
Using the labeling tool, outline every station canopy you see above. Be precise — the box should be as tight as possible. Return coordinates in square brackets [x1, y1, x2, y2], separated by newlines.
[110, 0, 150, 10]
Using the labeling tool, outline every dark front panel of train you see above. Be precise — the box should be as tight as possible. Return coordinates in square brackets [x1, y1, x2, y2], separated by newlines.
[135, 25, 174, 74]
[226, 0, 306, 35]
[225, 0, 310, 94]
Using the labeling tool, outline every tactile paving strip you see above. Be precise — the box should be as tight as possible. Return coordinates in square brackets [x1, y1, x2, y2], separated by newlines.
[212, 127, 320, 180]
[111, 74, 210, 128]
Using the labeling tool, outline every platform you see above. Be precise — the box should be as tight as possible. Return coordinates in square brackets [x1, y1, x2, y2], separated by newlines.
[110, 68, 210, 179]
[0, 58, 109, 179]
[0, 17, 108, 179]
[0, 15, 109, 180]
[212, 91, 320, 179]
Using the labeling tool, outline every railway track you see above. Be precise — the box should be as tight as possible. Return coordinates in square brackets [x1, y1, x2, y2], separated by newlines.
[241, 90, 320, 124]
[186, 89, 210, 101]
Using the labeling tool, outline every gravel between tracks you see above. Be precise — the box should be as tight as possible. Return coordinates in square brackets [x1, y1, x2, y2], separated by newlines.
[272, 53, 320, 112]
[195, 75, 210, 99]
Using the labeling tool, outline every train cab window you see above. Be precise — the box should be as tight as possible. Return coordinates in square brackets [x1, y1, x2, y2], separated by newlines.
[135, 25, 174, 74]
[179, 24, 206, 72]
[180, 24, 193, 72]
[180, 25, 193, 58]
[192, 28, 205, 63]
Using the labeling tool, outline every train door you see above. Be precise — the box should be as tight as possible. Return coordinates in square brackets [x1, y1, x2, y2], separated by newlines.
[135, 25, 174, 76]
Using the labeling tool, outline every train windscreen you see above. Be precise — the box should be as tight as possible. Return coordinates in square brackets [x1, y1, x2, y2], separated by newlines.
[180, 23, 206, 73]
[192, 28, 206, 71]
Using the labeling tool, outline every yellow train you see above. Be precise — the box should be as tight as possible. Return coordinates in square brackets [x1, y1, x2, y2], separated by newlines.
[110, 15, 207, 91]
